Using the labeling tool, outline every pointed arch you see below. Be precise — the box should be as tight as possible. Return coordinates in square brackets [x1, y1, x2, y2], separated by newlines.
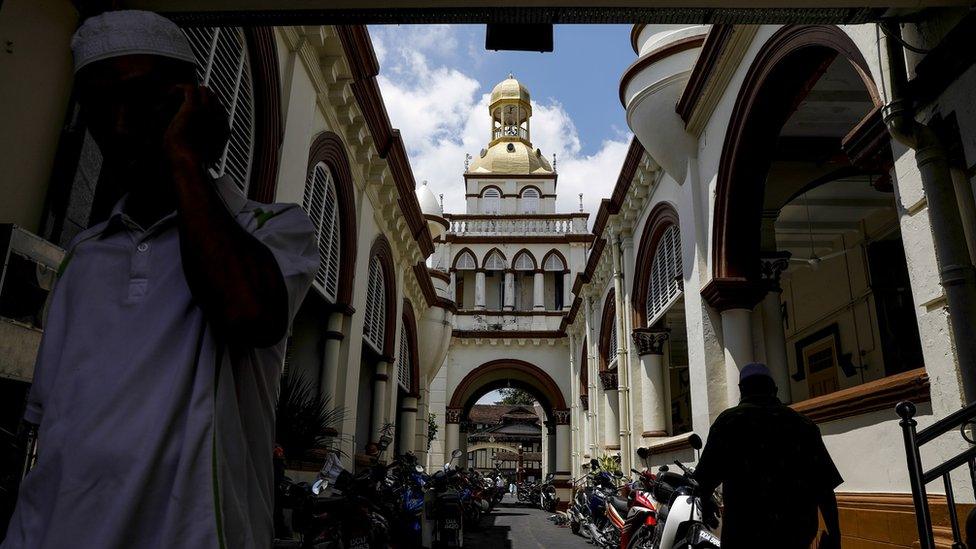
[512, 249, 538, 271]
[542, 249, 568, 273]
[452, 247, 478, 271]
[633, 202, 681, 327]
[482, 247, 507, 270]
[599, 289, 618, 371]
[580, 336, 589, 401]
[306, 131, 357, 313]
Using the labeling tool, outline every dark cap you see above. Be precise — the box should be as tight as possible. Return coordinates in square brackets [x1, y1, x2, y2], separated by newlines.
[739, 363, 772, 384]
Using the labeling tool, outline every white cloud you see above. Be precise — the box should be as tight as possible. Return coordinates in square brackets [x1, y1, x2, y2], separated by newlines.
[372, 26, 629, 224]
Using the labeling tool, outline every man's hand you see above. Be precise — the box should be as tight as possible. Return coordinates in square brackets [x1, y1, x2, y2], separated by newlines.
[163, 85, 230, 167]
[818, 530, 841, 549]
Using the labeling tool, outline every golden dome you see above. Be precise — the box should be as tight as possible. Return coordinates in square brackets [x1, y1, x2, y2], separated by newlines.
[490, 74, 531, 110]
[468, 140, 553, 175]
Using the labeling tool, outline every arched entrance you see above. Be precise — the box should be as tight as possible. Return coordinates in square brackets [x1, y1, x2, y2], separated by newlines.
[704, 25, 925, 410]
[446, 359, 571, 508]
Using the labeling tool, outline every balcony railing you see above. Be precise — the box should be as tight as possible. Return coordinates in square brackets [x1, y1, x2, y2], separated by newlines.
[492, 127, 529, 141]
[446, 215, 588, 236]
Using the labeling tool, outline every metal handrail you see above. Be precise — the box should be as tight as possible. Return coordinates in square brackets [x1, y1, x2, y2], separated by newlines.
[897, 400, 976, 549]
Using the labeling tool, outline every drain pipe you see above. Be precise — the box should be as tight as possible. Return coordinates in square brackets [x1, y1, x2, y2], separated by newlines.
[881, 22, 976, 403]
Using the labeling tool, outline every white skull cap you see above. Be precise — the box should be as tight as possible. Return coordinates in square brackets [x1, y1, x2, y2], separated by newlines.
[71, 10, 197, 74]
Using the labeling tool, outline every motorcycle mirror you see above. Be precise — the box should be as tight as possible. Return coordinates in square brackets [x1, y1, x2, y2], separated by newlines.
[613, 470, 624, 478]
[311, 478, 326, 495]
[546, 473, 554, 480]
[415, 464, 425, 473]
[590, 458, 599, 469]
[613, 455, 621, 463]
[451, 449, 464, 459]
[636, 447, 649, 460]
[689, 433, 703, 450]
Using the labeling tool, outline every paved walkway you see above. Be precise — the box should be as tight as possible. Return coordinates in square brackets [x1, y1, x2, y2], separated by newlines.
[464, 495, 590, 549]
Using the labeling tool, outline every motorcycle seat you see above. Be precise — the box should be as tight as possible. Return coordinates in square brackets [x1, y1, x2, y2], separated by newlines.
[611, 496, 630, 514]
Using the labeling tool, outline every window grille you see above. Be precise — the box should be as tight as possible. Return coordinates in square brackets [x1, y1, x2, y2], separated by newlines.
[455, 251, 476, 270]
[484, 251, 505, 271]
[521, 188, 540, 213]
[543, 253, 565, 272]
[303, 162, 340, 302]
[183, 27, 255, 194]
[605, 304, 618, 367]
[482, 188, 501, 213]
[363, 256, 386, 353]
[397, 323, 411, 391]
[514, 253, 534, 271]
[645, 225, 683, 326]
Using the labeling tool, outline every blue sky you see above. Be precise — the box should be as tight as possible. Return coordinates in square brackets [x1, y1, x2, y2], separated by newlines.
[369, 24, 635, 217]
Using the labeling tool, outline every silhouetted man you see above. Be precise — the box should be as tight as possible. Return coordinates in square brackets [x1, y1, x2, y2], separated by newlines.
[1, 10, 317, 549]
[694, 363, 843, 549]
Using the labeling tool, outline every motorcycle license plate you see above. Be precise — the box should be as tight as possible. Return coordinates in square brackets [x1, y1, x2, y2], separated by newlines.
[443, 519, 460, 530]
[347, 536, 369, 549]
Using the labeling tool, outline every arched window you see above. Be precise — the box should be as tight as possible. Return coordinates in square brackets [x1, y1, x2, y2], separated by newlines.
[363, 256, 386, 353]
[484, 250, 506, 271]
[543, 253, 565, 272]
[607, 307, 618, 364]
[513, 251, 535, 271]
[397, 323, 412, 392]
[521, 187, 540, 213]
[481, 187, 501, 213]
[600, 294, 618, 369]
[184, 27, 255, 193]
[303, 162, 340, 302]
[455, 250, 477, 270]
[645, 225, 683, 326]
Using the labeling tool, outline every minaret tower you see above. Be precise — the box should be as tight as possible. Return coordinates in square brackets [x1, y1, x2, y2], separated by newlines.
[490, 73, 533, 146]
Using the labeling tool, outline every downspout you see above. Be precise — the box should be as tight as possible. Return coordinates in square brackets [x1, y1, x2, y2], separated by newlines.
[881, 22, 976, 403]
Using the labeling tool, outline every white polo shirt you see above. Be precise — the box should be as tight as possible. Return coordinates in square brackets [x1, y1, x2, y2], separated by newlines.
[2, 177, 318, 549]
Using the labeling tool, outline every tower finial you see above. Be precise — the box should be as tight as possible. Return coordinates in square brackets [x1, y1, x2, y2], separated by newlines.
[579, 193, 584, 212]
[508, 71, 514, 79]
[464, 153, 472, 171]
[439, 194, 444, 213]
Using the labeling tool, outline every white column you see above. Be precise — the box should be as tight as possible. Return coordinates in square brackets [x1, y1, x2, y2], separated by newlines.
[449, 271, 457, 302]
[556, 417, 571, 472]
[610, 233, 633, 472]
[444, 408, 461, 464]
[533, 271, 545, 311]
[568, 334, 579, 467]
[398, 395, 419, 455]
[458, 423, 469, 468]
[475, 271, 486, 310]
[720, 308, 754, 407]
[760, 254, 792, 403]
[504, 271, 515, 311]
[633, 328, 669, 438]
[562, 272, 572, 310]
[584, 297, 600, 458]
[321, 311, 345, 403]
[603, 382, 620, 448]
[371, 360, 391, 444]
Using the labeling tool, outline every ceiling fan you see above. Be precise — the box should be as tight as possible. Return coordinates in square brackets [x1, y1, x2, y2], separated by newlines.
[787, 189, 854, 270]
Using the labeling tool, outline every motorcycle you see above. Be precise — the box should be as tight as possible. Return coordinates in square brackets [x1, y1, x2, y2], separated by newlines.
[567, 469, 596, 538]
[584, 459, 627, 549]
[539, 472, 558, 512]
[423, 449, 466, 548]
[626, 434, 722, 549]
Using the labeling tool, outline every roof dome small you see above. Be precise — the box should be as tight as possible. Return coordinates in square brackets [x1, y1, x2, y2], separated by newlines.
[490, 73, 531, 108]
[415, 180, 441, 216]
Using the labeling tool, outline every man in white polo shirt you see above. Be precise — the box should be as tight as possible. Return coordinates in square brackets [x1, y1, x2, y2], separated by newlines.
[1, 10, 317, 549]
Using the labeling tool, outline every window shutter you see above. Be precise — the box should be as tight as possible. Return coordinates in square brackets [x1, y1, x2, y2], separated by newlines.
[398, 324, 411, 391]
[183, 27, 255, 194]
[363, 256, 386, 353]
[645, 225, 683, 325]
[608, 307, 618, 365]
[482, 188, 501, 213]
[521, 188, 540, 213]
[302, 163, 341, 302]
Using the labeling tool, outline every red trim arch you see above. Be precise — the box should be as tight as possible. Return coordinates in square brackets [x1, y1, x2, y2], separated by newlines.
[449, 359, 568, 420]
[307, 131, 358, 313]
[481, 247, 508, 270]
[541, 249, 569, 273]
[244, 27, 283, 203]
[633, 202, 680, 327]
[599, 290, 617, 370]
[368, 235, 398, 360]
[711, 25, 879, 294]
[400, 298, 421, 396]
[512, 248, 538, 270]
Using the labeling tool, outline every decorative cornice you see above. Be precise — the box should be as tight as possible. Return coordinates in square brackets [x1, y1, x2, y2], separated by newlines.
[445, 407, 463, 424]
[759, 251, 792, 290]
[554, 410, 571, 425]
[631, 327, 670, 356]
[598, 370, 619, 391]
[463, 172, 558, 181]
[452, 329, 566, 339]
[791, 367, 930, 424]
[444, 213, 588, 220]
[442, 234, 594, 244]
[700, 277, 768, 312]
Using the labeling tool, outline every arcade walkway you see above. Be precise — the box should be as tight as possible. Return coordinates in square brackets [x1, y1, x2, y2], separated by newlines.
[465, 495, 589, 549]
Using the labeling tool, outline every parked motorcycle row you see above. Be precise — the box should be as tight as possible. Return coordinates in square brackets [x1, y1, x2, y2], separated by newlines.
[514, 472, 558, 512]
[565, 434, 723, 549]
[274, 448, 511, 549]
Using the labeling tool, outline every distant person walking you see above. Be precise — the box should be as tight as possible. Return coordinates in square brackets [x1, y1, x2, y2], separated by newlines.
[694, 363, 843, 549]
